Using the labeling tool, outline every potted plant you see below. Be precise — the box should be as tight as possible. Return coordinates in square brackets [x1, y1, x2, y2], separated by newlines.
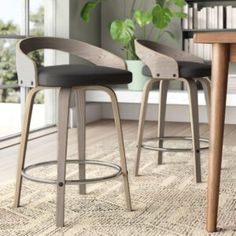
[81, 0, 187, 90]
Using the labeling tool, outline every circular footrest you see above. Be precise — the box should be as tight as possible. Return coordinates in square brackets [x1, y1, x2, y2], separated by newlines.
[22, 159, 122, 185]
[141, 136, 209, 152]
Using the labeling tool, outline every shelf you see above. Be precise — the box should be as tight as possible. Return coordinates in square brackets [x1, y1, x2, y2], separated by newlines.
[183, 29, 236, 39]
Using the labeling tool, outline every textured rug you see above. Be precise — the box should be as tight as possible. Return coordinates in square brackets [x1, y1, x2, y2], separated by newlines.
[0, 138, 236, 236]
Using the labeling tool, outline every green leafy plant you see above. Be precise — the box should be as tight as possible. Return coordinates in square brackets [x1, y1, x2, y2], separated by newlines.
[81, 0, 187, 60]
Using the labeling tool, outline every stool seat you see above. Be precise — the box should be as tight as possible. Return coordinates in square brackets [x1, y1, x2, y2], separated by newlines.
[38, 64, 132, 87]
[143, 61, 211, 79]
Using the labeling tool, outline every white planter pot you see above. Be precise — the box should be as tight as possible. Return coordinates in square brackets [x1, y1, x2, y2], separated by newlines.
[126, 60, 151, 91]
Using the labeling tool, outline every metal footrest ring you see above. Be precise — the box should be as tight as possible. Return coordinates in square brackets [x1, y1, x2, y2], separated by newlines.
[141, 136, 209, 152]
[22, 159, 122, 185]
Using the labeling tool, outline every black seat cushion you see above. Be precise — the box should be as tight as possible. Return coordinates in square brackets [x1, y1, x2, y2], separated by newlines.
[38, 64, 132, 87]
[142, 61, 211, 79]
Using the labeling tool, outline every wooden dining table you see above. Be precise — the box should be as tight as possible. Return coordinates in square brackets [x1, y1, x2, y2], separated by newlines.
[194, 32, 236, 232]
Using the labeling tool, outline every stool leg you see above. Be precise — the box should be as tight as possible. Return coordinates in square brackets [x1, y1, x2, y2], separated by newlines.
[56, 88, 71, 227]
[75, 90, 86, 194]
[157, 80, 169, 165]
[14, 87, 40, 207]
[198, 77, 211, 123]
[185, 80, 201, 183]
[135, 79, 156, 176]
[106, 87, 132, 211]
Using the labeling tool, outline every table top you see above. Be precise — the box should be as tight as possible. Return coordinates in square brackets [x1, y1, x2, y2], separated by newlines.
[194, 32, 236, 43]
[194, 32, 236, 62]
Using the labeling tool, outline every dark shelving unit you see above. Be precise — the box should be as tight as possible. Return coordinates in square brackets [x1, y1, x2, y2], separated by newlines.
[183, 29, 236, 38]
[182, 0, 236, 90]
[182, 0, 236, 44]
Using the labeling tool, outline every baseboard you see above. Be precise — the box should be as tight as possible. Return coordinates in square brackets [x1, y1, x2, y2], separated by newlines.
[70, 102, 236, 125]
[102, 103, 236, 124]
[102, 103, 209, 123]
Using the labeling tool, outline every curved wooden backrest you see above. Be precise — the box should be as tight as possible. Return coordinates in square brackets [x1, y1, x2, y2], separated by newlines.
[16, 36, 127, 87]
[135, 39, 205, 79]
[137, 40, 204, 64]
[135, 39, 179, 79]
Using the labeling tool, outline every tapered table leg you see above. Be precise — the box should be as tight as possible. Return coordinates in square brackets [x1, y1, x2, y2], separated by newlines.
[207, 43, 230, 232]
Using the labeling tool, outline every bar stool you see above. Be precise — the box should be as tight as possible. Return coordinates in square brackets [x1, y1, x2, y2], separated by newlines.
[134, 39, 211, 183]
[14, 36, 132, 227]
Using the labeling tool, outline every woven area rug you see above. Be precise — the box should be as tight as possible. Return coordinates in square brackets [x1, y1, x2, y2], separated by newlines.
[0, 138, 236, 236]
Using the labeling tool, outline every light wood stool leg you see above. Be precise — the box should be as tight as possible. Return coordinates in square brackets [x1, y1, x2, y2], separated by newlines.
[157, 80, 169, 165]
[197, 77, 211, 123]
[56, 88, 71, 227]
[14, 87, 41, 208]
[185, 79, 201, 183]
[75, 90, 86, 194]
[135, 79, 157, 176]
[105, 87, 132, 211]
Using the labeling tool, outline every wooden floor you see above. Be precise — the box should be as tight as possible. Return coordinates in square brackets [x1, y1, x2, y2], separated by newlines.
[1, 119, 236, 185]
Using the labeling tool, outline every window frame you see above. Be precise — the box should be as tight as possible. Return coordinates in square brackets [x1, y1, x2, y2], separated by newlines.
[0, 0, 57, 141]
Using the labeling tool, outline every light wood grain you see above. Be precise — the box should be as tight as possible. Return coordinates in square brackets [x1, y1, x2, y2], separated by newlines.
[75, 90, 86, 195]
[184, 79, 201, 183]
[157, 80, 169, 165]
[135, 79, 159, 176]
[73, 85, 132, 211]
[15, 36, 132, 227]
[136, 40, 204, 63]
[16, 46, 38, 87]
[16, 37, 127, 87]
[56, 88, 71, 227]
[135, 39, 205, 79]
[13, 87, 42, 207]
[134, 39, 210, 182]
[197, 77, 211, 122]
[104, 87, 132, 211]
[135, 40, 179, 79]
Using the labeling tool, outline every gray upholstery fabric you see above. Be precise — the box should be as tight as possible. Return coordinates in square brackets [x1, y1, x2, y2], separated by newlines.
[143, 61, 211, 79]
[38, 64, 132, 87]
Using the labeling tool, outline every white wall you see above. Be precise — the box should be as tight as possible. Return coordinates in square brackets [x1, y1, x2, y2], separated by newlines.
[54, 1, 236, 125]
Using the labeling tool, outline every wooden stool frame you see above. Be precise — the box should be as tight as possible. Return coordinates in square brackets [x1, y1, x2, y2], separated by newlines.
[14, 37, 132, 227]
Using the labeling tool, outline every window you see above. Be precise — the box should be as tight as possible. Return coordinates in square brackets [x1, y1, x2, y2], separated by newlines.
[0, 0, 56, 140]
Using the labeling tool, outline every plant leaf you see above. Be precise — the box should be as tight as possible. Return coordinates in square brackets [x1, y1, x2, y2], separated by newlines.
[110, 19, 135, 45]
[163, 30, 175, 39]
[134, 10, 153, 27]
[169, 0, 187, 7]
[155, 0, 166, 7]
[172, 12, 188, 18]
[152, 4, 172, 29]
[80, 1, 98, 23]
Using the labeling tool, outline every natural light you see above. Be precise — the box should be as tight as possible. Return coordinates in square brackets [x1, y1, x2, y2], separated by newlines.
[0, 0, 50, 139]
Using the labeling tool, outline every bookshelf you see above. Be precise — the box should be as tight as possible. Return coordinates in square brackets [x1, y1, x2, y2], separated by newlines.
[182, 0, 236, 92]
[183, 0, 236, 60]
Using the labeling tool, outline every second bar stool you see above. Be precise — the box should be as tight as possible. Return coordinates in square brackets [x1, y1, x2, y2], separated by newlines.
[134, 39, 211, 183]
